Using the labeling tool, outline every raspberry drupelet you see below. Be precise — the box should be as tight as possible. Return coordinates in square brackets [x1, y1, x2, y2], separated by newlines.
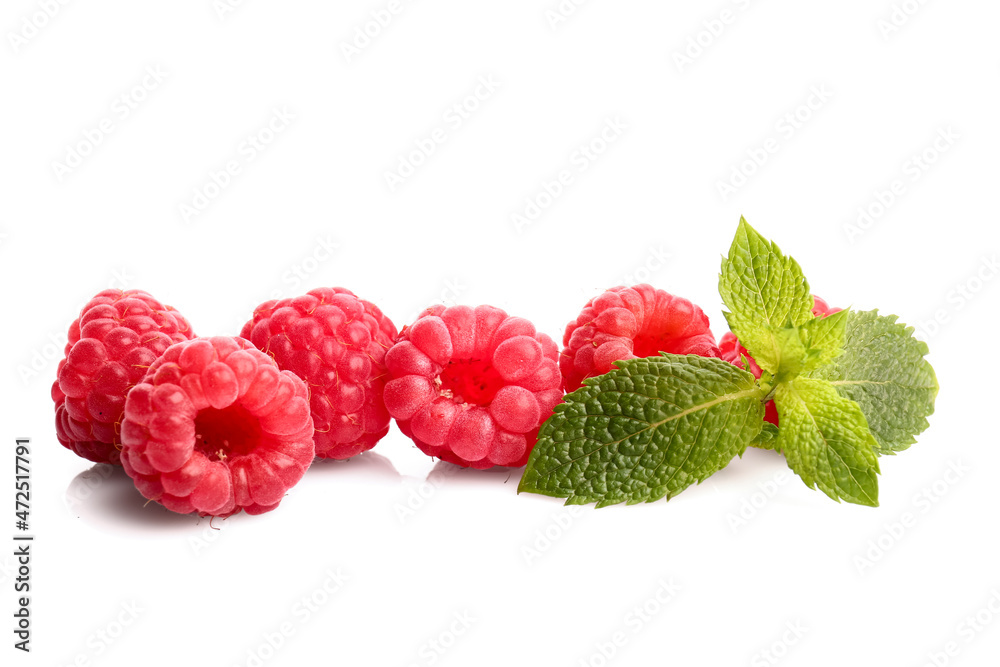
[384, 305, 563, 469]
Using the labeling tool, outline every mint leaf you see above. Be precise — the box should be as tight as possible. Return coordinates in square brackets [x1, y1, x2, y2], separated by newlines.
[750, 422, 780, 450]
[518, 354, 765, 507]
[797, 308, 849, 372]
[805, 309, 938, 454]
[775, 377, 880, 506]
[766, 311, 849, 382]
[771, 324, 809, 381]
[803, 308, 849, 350]
[719, 217, 814, 373]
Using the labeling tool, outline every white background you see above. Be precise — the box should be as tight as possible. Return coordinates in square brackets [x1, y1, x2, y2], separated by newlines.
[1, 1, 998, 666]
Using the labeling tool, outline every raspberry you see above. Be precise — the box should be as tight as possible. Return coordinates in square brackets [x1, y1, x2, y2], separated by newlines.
[719, 295, 841, 425]
[51, 289, 195, 465]
[119, 336, 315, 517]
[240, 288, 397, 459]
[809, 296, 841, 318]
[383, 305, 563, 469]
[560, 284, 720, 392]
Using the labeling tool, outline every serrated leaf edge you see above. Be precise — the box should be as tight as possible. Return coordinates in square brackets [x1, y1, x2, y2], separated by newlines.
[533, 386, 762, 480]
[777, 380, 880, 507]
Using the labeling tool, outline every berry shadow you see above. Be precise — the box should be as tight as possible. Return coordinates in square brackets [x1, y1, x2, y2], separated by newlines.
[427, 460, 523, 487]
[66, 463, 205, 532]
[306, 451, 403, 483]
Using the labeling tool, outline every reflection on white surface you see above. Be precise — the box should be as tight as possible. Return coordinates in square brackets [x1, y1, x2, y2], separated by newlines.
[65, 463, 200, 533]
[306, 451, 402, 483]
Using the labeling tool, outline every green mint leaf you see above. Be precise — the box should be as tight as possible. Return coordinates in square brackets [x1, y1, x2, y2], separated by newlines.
[766, 309, 851, 382]
[750, 422, 780, 450]
[798, 308, 849, 371]
[719, 217, 814, 373]
[772, 324, 808, 381]
[805, 309, 938, 454]
[775, 377, 880, 506]
[518, 354, 765, 507]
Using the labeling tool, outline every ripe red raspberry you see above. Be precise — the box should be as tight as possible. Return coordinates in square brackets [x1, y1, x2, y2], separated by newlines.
[120, 336, 315, 517]
[51, 289, 195, 465]
[719, 295, 841, 426]
[383, 305, 562, 469]
[560, 284, 720, 392]
[240, 288, 397, 460]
